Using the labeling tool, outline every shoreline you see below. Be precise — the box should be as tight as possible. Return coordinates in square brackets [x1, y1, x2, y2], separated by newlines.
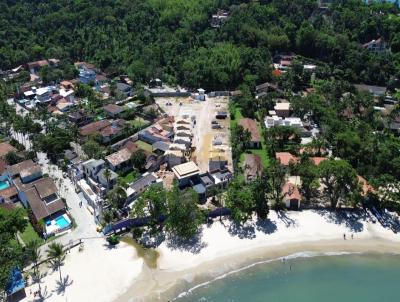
[115, 210, 400, 302]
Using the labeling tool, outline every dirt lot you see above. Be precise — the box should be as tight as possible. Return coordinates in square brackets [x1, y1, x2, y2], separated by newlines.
[155, 96, 232, 173]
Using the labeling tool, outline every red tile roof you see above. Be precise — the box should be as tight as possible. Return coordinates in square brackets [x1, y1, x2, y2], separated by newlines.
[0, 142, 17, 158]
[275, 152, 299, 166]
[79, 120, 111, 136]
[283, 182, 302, 201]
[310, 157, 328, 166]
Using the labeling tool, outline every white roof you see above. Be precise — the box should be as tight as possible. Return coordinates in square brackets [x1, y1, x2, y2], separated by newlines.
[24, 91, 35, 97]
[59, 88, 74, 97]
[274, 102, 290, 111]
[172, 161, 200, 179]
[36, 87, 50, 95]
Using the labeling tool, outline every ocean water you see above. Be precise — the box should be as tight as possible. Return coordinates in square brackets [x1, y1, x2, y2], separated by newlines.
[175, 253, 400, 302]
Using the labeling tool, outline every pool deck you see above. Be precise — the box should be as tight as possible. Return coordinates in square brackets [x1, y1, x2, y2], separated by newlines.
[45, 213, 72, 235]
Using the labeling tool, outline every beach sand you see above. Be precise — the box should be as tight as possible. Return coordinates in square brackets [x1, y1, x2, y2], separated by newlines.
[23, 210, 400, 302]
[116, 210, 400, 302]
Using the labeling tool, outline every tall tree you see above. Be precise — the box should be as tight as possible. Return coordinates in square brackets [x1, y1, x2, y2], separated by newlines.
[47, 243, 66, 284]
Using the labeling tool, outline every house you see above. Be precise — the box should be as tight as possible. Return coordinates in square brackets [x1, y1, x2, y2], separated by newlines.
[172, 161, 200, 187]
[209, 168, 232, 189]
[354, 84, 386, 98]
[139, 117, 174, 144]
[0, 142, 17, 158]
[255, 82, 284, 98]
[274, 102, 291, 118]
[116, 82, 133, 97]
[82, 159, 105, 179]
[82, 159, 117, 191]
[238, 118, 262, 149]
[22, 178, 65, 221]
[152, 141, 170, 155]
[165, 150, 185, 168]
[209, 156, 228, 173]
[59, 88, 75, 102]
[79, 66, 96, 84]
[0, 186, 19, 203]
[265, 116, 303, 129]
[283, 179, 302, 209]
[310, 157, 328, 166]
[149, 78, 162, 88]
[68, 110, 93, 127]
[243, 154, 263, 182]
[126, 172, 162, 202]
[79, 119, 126, 143]
[362, 38, 387, 54]
[210, 9, 229, 28]
[173, 136, 191, 148]
[103, 104, 125, 118]
[7, 160, 38, 179]
[27, 60, 49, 74]
[60, 80, 74, 90]
[105, 148, 132, 172]
[275, 152, 299, 166]
[35, 87, 52, 103]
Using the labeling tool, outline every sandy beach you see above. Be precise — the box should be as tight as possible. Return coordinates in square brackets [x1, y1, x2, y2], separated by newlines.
[22, 210, 400, 302]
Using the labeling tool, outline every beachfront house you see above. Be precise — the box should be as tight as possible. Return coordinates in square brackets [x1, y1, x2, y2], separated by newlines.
[172, 161, 200, 187]
[126, 172, 162, 202]
[282, 177, 302, 209]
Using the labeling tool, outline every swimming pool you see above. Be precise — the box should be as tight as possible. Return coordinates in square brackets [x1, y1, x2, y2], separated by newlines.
[0, 181, 10, 190]
[55, 215, 71, 229]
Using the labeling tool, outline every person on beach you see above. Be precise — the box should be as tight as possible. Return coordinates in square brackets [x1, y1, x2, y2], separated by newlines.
[343, 233, 346, 240]
[351, 233, 354, 239]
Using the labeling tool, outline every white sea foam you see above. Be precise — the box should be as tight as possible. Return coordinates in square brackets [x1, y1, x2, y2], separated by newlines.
[173, 251, 359, 300]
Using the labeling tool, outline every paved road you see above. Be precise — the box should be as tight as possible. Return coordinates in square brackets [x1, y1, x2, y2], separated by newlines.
[37, 152, 101, 254]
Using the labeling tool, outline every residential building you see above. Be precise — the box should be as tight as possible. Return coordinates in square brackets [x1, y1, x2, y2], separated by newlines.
[126, 172, 162, 202]
[82, 159, 105, 179]
[68, 110, 93, 127]
[0, 142, 17, 158]
[165, 150, 185, 168]
[274, 102, 291, 118]
[79, 119, 126, 143]
[275, 152, 299, 166]
[283, 178, 302, 209]
[354, 84, 386, 97]
[27, 60, 49, 74]
[238, 118, 262, 149]
[116, 82, 133, 97]
[105, 148, 132, 172]
[139, 117, 174, 144]
[362, 38, 388, 54]
[210, 9, 229, 28]
[35, 87, 52, 103]
[264, 116, 303, 129]
[103, 104, 125, 118]
[59, 88, 75, 102]
[82, 159, 117, 192]
[172, 161, 200, 187]
[79, 66, 96, 84]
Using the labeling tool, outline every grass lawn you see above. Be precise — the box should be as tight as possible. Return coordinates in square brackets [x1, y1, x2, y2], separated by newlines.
[130, 117, 150, 129]
[20, 221, 44, 245]
[135, 140, 153, 153]
[120, 170, 139, 184]
[230, 105, 243, 128]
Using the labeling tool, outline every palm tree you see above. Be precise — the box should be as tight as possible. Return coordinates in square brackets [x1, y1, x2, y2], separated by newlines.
[47, 242, 66, 283]
[104, 167, 111, 190]
[26, 240, 42, 296]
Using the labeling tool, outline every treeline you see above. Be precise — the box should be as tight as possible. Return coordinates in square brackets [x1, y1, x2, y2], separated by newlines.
[0, 1, 399, 89]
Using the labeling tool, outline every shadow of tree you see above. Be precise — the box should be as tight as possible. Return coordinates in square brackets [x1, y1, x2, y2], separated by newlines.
[276, 211, 298, 228]
[166, 231, 207, 254]
[32, 286, 52, 302]
[54, 275, 73, 295]
[314, 209, 364, 233]
[255, 218, 278, 234]
[228, 222, 256, 239]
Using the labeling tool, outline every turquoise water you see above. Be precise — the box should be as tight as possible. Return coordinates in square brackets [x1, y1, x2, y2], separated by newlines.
[175, 254, 400, 302]
[55, 215, 70, 229]
[0, 180, 10, 190]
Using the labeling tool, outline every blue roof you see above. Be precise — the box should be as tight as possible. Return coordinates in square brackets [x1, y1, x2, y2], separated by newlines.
[6, 268, 25, 295]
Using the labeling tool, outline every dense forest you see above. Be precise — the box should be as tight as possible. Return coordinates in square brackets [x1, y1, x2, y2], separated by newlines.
[1, 0, 400, 90]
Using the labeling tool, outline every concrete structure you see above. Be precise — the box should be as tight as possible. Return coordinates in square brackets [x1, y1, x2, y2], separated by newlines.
[126, 172, 162, 202]
[172, 161, 200, 186]
[274, 102, 291, 117]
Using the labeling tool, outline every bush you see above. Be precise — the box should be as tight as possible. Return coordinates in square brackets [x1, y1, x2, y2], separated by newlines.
[107, 234, 120, 246]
